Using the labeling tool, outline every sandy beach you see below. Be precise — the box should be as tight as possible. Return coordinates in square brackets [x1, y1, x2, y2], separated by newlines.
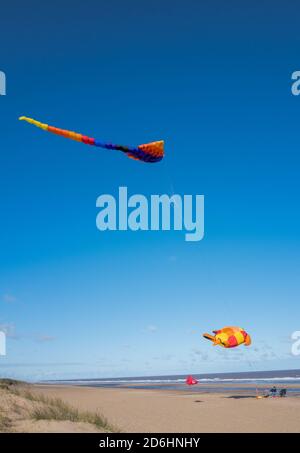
[30, 384, 300, 433]
[1, 380, 300, 433]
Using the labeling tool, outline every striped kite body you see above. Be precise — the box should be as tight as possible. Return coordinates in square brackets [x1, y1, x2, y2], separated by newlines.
[203, 326, 251, 348]
[19, 116, 164, 163]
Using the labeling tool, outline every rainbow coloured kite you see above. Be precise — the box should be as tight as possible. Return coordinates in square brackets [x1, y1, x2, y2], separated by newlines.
[19, 116, 164, 163]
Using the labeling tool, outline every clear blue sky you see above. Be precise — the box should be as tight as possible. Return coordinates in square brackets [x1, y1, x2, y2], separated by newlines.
[1, 0, 300, 381]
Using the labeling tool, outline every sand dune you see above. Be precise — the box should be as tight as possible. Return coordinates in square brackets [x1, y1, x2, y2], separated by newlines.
[0, 383, 115, 433]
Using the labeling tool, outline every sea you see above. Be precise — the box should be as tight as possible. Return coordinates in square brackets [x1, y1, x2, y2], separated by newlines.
[43, 369, 300, 395]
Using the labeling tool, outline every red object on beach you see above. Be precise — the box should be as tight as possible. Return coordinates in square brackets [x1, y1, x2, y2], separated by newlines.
[186, 375, 198, 386]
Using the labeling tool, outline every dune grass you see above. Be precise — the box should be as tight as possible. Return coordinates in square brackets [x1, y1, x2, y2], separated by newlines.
[31, 396, 114, 431]
[0, 378, 24, 391]
[32, 405, 113, 431]
[0, 412, 11, 431]
[8, 386, 118, 432]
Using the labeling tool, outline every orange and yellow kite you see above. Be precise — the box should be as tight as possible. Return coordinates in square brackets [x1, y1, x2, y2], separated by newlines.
[203, 326, 251, 348]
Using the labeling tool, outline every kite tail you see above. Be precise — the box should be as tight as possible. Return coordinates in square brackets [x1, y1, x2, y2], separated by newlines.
[19, 116, 164, 163]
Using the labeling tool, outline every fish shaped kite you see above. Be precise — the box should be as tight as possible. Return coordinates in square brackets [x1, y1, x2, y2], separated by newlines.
[19, 116, 164, 163]
[186, 375, 199, 386]
[203, 326, 251, 349]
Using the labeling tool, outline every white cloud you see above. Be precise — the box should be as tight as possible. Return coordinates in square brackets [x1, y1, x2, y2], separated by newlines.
[0, 323, 18, 339]
[34, 335, 56, 343]
[168, 255, 177, 262]
[0, 323, 56, 343]
[191, 349, 209, 361]
[145, 325, 158, 333]
[153, 354, 174, 361]
[2, 293, 17, 303]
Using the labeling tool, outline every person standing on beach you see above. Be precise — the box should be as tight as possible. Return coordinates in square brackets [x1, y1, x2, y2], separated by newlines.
[270, 386, 277, 397]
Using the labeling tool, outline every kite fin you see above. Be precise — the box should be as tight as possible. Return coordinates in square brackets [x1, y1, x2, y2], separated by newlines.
[138, 140, 164, 156]
[244, 334, 252, 346]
